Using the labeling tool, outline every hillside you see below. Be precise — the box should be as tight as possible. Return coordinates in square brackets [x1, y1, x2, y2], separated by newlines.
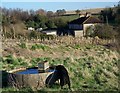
[2, 38, 119, 91]
[65, 8, 105, 15]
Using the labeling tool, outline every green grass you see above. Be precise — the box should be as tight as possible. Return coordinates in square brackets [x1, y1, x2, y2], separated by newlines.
[2, 55, 28, 70]
[31, 44, 50, 51]
[2, 43, 120, 91]
[56, 15, 79, 22]
[18, 42, 27, 49]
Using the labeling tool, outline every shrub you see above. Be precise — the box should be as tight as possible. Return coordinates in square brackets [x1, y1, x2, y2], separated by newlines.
[85, 24, 117, 39]
[85, 25, 95, 38]
[29, 31, 40, 39]
[94, 24, 116, 39]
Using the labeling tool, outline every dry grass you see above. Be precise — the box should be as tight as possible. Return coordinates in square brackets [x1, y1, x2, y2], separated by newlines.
[2, 37, 120, 91]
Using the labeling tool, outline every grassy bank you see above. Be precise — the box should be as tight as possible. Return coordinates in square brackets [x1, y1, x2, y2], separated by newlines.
[2, 39, 120, 92]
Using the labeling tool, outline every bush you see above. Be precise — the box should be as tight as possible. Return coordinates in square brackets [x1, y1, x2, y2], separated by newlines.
[29, 31, 39, 39]
[93, 24, 116, 39]
[86, 24, 117, 39]
[85, 26, 94, 38]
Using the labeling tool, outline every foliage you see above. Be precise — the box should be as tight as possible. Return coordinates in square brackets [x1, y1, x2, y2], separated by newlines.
[100, 8, 115, 23]
[93, 24, 116, 39]
[75, 9, 81, 15]
[100, 2, 120, 25]
[31, 44, 50, 51]
[55, 9, 66, 16]
[28, 31, 40, 39]
[25, 20, 35, 28]
[45, 19, 55, 29]
[2, 55, 28, 70]
[54, 18, 68, 29]
[46, 11, 54, 17]
[26, 14, 47, 29]
[85, 25, 95, 38]
[86, 24, 117, 39]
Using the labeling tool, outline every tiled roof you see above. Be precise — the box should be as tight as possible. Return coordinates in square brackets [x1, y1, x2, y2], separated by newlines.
[83, 16, 103, 24]
[69, 17, 89, 24]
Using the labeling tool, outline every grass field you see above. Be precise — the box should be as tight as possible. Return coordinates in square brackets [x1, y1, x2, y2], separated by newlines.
[1, 38, 120, 92]
[57, 14, 79, 22]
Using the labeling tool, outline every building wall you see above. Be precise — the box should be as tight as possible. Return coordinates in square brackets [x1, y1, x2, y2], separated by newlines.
[83, 23, 95, 36]
[74, 30, 83, 37]
[83, 23, 101, 36]
[46, 31, 57, 35]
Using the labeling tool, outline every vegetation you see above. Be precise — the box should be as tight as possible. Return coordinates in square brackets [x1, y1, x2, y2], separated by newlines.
[86, 24, 117, 39]
[100, 1, 120, 25]
[18, 42, 27, 49]
[2, 39, 120, 91]
[2, 55, 28, 70]
[30, 44, 50, 51]
[75, 9, 81, 16]
[1, 1, 120, 92]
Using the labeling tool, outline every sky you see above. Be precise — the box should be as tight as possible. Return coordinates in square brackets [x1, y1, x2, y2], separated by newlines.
[1, 2, 118, 12]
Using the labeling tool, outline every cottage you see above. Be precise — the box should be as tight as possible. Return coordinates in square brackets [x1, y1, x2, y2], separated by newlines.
[68, 16, 102, 37]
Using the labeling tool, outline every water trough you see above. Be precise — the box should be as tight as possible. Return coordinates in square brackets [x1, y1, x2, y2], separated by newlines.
[8, 61, 57, 89]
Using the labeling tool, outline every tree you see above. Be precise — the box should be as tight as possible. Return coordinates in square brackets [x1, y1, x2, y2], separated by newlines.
[45, 19, 55, 29]
[114, 2, 120, 24]
[26, 20, 35, 28]
[54, 18, 67, 29]
[36, 9, 46, 15]
[75, 9, 81, 16]
[55, 9, 66, 16]
[100, 8, 115, 24]
[46, 11, 54, 17]
[33, 14, 47, 29]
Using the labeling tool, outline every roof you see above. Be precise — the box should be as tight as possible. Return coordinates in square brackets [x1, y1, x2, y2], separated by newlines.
[69, 16, 102, 24]
[83, 16, 103, 24]
[69, 17, 89, 24]
[38, 61, 48, 64]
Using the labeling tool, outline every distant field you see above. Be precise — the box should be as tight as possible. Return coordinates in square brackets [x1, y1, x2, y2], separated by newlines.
[65, 8, 104, 15]
[57, 14, 79, 22]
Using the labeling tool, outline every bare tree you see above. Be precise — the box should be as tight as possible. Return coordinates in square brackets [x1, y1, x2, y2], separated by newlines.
[36, 9, 46, 15]
[47, 11, 54, 17]
[75, 9, 81, 16]
[55, 9, 66, 16]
